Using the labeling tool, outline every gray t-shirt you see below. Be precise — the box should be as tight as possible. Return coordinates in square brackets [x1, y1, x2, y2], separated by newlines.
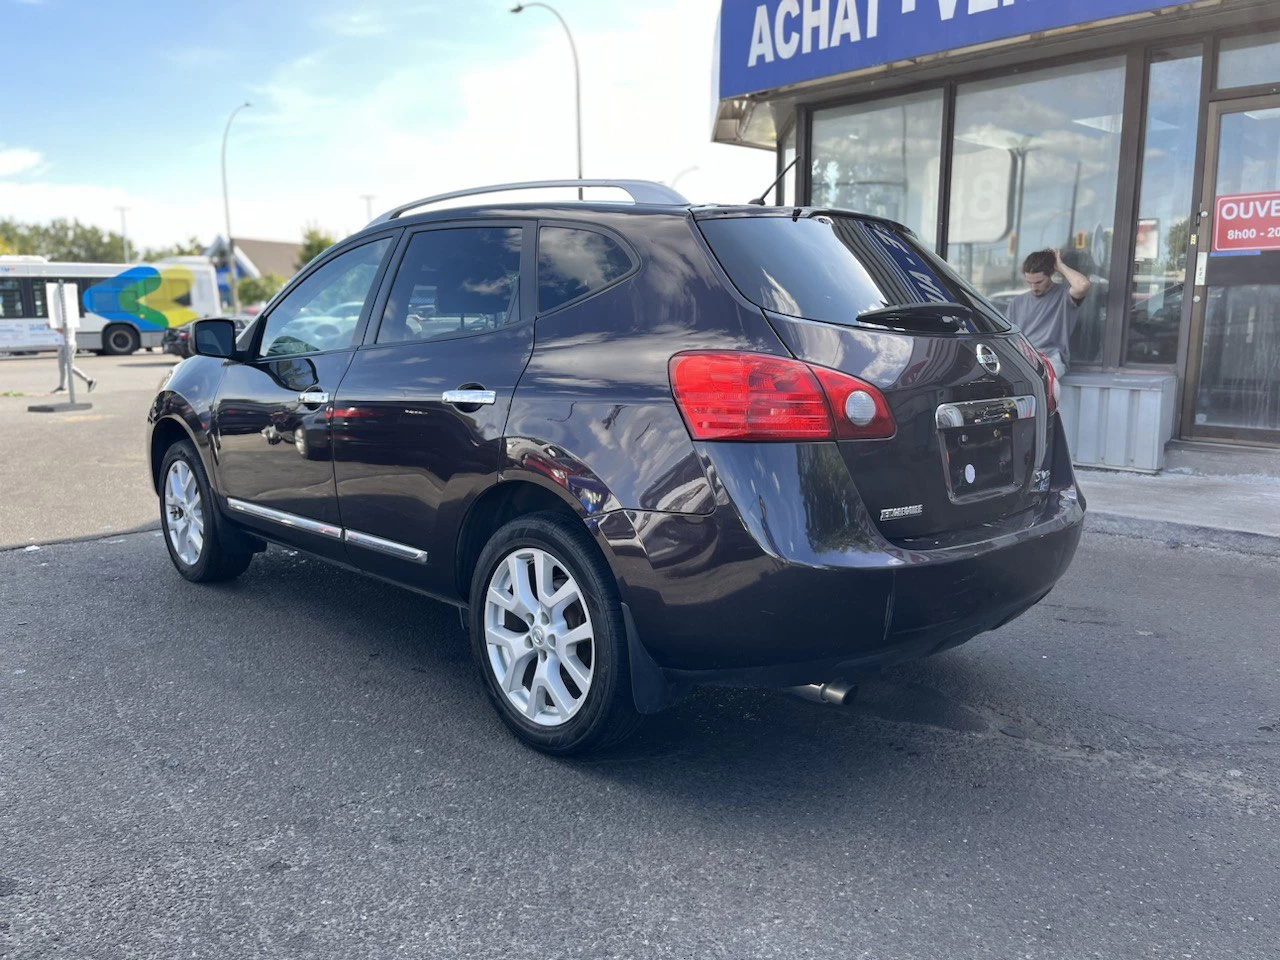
[1006, 281, 1082, 368]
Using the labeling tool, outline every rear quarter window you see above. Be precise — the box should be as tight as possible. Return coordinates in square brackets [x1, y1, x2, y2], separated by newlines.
[537, 226, 633, 314]
[698, 214, 1009, 334]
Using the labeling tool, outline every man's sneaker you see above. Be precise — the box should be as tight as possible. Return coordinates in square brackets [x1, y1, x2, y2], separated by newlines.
[51, 386, 66, 394]
[87, 379, 97, 393]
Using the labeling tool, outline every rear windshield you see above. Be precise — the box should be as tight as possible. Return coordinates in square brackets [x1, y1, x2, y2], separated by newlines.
[698, 214, 1010, 334]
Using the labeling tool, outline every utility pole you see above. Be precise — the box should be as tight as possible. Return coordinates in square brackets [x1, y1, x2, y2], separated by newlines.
[115, 206, 131, 263]
[361, 194, 376, 222]
[221, 101, 252, 314]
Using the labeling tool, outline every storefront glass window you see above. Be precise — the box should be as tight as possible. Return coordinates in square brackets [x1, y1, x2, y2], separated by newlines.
[778, 124, 796, 205]
[1126, 46, 1203, 365]
[1217, 31, 1280, 90]
[947, 59, 1126, 366]
[810, 90, 944, 249]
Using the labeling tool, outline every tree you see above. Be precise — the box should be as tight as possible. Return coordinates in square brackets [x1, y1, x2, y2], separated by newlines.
[1164, 217, 1190, 274]
[143, 236, 206, 261]
[0, 217, 125, 262]
[238, 273, 285, 306]
[297, 224, 336, 271]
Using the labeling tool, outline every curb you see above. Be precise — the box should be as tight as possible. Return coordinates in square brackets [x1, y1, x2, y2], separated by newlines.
[1086, 512, 1280, 559]
[0, 522, 162, 554]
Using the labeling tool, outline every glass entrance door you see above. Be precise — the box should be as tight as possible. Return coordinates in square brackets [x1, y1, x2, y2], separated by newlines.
[1185, 94, 1280, 445]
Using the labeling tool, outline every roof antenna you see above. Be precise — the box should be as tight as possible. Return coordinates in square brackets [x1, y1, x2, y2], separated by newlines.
[749, 156, 799, 205]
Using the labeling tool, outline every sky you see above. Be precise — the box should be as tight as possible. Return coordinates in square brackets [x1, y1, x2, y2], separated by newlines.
[0, 0, 773, 248]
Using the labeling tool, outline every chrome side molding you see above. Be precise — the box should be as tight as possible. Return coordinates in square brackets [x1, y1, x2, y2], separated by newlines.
[344, 528, 428, 564]
[936, 395, 1036, 430]
[226, 498, 427, 563]
[226, 498, 343, 539]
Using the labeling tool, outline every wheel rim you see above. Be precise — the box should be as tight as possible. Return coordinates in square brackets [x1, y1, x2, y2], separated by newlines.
[484, 546, 595, 727]
[164, 460, 205, 566]
[110, 329, 132, 351]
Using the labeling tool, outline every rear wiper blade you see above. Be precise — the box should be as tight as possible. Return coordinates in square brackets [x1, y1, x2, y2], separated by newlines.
[855, 302, 975, 333]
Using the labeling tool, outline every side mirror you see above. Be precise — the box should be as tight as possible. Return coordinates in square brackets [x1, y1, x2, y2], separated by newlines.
[192, 318, 238, 359]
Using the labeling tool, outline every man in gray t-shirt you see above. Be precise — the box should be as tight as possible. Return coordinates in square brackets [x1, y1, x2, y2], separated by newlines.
[1006, 248, 1091, 378]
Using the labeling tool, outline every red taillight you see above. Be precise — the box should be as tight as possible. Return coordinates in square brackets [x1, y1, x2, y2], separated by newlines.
[668, 351, 895, 441]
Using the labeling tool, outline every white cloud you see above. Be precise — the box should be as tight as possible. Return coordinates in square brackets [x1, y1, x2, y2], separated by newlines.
[4, 0, 773, 247]
[0, 147, 42, 177]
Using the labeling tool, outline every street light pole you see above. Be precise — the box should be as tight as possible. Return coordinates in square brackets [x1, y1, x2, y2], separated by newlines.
[360, 194, 376, 222]
[511, 3, 582, 198]
[669, 166, 699, 192]
[115, 206, 131, 263]
[221, 101, 252, 314]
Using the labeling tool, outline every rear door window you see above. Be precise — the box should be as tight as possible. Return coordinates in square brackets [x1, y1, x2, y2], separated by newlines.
[537, 226, 634, 314]
[697, 214, 1010, 334]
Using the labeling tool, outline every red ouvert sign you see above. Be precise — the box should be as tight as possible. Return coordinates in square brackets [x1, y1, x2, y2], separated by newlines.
[1213, 190, 1280, 252]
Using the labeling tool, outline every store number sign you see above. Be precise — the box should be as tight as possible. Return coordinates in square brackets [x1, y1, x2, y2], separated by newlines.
[1213, 191, 1280, 252]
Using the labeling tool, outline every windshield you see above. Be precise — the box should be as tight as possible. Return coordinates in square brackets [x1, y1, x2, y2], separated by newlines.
[698, 214, 1011, 334]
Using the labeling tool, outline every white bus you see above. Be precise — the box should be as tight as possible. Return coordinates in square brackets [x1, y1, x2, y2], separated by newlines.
[0, 255, 220, 355]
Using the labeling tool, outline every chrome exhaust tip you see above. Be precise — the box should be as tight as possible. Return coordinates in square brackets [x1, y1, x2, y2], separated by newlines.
[785, 679, 857, 706]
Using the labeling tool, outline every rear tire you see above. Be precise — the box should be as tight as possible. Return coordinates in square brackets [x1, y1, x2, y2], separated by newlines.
[159, 440, 253, 583]
[469, 511, 641, 755]
[102, 324, 141, 356]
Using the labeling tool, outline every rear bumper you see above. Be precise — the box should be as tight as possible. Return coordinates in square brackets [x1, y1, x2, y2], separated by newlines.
[591, 425, 1084, 685]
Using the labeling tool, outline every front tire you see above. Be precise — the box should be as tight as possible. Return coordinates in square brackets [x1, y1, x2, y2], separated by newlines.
[159, 440, 253, 582]
[102, 323, 141, 355]
[470, 512, 641, 755]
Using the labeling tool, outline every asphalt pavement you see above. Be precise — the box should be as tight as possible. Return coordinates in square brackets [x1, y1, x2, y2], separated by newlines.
[0, 353, 177, 548]
[2, 529, 1277, 959]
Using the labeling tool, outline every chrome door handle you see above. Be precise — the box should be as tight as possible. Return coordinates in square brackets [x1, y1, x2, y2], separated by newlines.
[297, 389, 329, 405]
[442, 389, 496, 406]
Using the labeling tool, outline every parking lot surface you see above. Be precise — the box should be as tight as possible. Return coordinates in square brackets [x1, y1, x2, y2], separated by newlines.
[2, 530, 1277, 959]
[0, 353, 177, 549]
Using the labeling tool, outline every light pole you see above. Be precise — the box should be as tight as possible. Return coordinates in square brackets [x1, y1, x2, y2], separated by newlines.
[360, 194, 376, 222]
[115, 206, 131, 263]
[511, 3, 582, 198]
[669, 166, 698, 192]
[221, 101, 252, 314]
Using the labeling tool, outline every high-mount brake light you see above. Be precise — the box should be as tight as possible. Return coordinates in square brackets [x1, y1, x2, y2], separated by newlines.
[668, 351, 896, 441]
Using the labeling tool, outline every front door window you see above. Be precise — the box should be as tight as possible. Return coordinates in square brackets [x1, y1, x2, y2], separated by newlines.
[1187, 96, 1280, 443]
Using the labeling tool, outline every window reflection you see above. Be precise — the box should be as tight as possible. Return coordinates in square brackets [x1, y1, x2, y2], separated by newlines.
[259, 239, 390, 357]
[1195, 285, 1280, 433]
[537, 227, 633, 313]
[947, 59, 1126, 366]
[811, 90, 944, 250]
[1217, 30, 1280, 90]
[378, 228, 522, 344]
[1126, 47, 1202, 365]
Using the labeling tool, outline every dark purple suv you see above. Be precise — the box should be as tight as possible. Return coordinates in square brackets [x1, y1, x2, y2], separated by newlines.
[147, 180, 1083, 754]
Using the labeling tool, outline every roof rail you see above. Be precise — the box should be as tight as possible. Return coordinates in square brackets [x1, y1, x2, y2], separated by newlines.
[367, 179, 689, 225]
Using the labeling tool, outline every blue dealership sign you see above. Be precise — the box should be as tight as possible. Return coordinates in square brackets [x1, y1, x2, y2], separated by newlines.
[719, 0, 1182, 98]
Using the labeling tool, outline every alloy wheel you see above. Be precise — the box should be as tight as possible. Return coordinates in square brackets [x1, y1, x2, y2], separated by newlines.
[484, 547, 595, 726]
[164, 460, 205, 566]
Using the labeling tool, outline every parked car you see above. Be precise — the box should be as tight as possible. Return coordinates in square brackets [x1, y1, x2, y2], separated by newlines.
[163, 316, 249, 358]
[147, 179, 1084, 754]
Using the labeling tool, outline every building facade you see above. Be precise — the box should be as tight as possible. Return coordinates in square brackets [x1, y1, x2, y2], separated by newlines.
[714, 0, 1280, 456]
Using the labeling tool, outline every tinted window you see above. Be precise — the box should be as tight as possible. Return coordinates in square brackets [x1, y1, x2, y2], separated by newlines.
[698, 214, 1009, 334]
[378, 227, 521, 344]
[29, 280, 46, 317]
[259, 238, 390, 357]
[0, 279, 22, 318]
[537, 226, 632, 313]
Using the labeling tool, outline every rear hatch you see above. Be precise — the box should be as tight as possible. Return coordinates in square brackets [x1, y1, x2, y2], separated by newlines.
[696, 209, 1049, 541]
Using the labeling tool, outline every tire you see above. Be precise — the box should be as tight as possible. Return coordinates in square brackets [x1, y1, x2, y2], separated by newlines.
[159, 439, 253, 583]
[102, 324, 141, 355]
[469, 511, 642, 755]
